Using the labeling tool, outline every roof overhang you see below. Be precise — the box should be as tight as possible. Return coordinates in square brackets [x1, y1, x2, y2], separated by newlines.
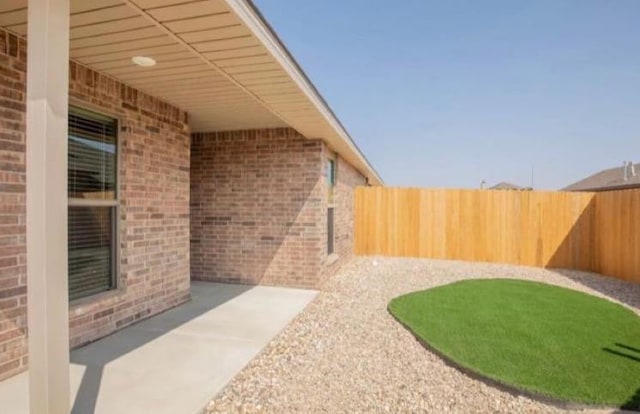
[0, 0, 382, 185]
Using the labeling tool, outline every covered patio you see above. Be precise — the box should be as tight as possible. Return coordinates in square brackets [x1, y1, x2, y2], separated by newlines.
[0, 282, 317, 414]
[0, 0, 381, 413]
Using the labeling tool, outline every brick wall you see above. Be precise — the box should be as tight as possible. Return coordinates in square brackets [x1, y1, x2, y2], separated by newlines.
[67, 62, 191, 347]
[0, 30, 27, 381]
[0, 28, 191, 381]
[0, 28, 368, 382]
[321, 147, 368, 278]
[191, 130, 367, 290]
[190, 128, 325, 289]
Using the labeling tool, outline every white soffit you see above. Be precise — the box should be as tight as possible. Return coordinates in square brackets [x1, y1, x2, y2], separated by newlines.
[0, 0, 382, 185]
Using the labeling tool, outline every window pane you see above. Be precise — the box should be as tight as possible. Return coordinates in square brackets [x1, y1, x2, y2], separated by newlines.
[326, 159, 335, 186]
[68, 206, 115, 301]
[327, 159, 335, 203]
[68, 108, 117, 200]
[327, 207, 335, 255]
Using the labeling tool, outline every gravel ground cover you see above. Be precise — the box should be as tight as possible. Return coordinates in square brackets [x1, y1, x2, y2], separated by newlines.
[205, 257, 640, 414]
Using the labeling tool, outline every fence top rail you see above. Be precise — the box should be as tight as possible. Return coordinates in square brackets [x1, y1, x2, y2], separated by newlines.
[355, 186, 603, 196]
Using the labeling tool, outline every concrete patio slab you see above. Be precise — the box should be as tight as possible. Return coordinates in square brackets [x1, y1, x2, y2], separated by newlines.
[0, 282, 317, 414]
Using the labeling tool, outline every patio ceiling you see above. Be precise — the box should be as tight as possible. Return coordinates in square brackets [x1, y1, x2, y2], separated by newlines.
[0, 0, 382, 185]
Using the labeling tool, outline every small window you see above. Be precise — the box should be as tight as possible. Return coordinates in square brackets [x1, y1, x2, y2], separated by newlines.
[68, 107, 118, 300]
[327, 156, 336, 255]
[327, 207, 335, 255]
[327, 158, 336, 204]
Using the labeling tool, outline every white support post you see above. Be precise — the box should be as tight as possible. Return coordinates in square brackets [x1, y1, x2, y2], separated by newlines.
[26, 0, 71, 413]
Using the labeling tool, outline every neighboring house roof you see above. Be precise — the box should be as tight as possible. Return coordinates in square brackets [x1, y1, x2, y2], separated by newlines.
[563, 163, 640, 192]
[489, 182, 524, 190]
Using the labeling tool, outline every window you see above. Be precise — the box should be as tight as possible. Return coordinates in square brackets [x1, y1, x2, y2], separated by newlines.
[326, 158, 336, 204]
[68, 107, 118, 300]
[327, 207, 335, 255]
[327, 157, 336, 255]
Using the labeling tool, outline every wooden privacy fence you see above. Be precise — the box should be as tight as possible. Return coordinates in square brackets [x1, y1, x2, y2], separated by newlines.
[354, 187, 640, 283]
[594, 190, 640, 282]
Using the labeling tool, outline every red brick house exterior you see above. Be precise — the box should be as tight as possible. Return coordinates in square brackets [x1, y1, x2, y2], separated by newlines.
[323, 153, 368, 277]
[0, 24, 373, 382]
[0, 30, 193, 381]
[0, 30, 27, 382]
[190, 129, 365, 289]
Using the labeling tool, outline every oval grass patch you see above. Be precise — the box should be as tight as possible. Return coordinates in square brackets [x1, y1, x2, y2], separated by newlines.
[388, 279, 640, 409]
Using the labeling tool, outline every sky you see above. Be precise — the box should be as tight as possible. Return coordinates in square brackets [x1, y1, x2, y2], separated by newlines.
[253, 0, 640, 190]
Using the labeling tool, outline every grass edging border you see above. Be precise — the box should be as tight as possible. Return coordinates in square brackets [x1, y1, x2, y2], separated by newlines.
[387, 305, 631, 412]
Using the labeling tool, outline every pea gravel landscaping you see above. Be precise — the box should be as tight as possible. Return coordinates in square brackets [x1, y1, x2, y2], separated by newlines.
[205, 257, 640, 414]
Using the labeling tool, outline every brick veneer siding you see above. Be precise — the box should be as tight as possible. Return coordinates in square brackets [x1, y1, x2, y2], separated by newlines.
[190, 130, 367, 290]
[191, 129, 326, 289]
[321, 149, 368, 277]
[0, 28, 191, 381]
[0, 30, 27, 381]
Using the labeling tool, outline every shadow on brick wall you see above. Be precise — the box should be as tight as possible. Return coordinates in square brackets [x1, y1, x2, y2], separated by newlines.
[189, 130, 325, 289]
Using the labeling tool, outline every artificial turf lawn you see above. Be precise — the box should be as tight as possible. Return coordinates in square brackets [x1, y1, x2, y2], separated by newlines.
[388, 279, 640, 408]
